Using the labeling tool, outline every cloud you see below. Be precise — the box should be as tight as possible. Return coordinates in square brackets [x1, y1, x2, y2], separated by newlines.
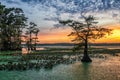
[44, 17, 59, 22]
[53, 24, 64, 28]
[1, 0, 120, 32]
[1, 0, 120, 44]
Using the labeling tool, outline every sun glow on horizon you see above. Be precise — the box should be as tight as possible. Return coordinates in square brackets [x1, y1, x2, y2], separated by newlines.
[38, 28, 72, 43]
[94, 30, 120, 43]
[1, 0, 120, 44]
[37, 24, 120, 44]
[94, 24, 120, 43]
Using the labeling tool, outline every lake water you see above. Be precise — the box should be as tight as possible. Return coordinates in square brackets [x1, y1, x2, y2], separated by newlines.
[0, 56, 120, 80]
[10, 45, 120, 80]
[92, 45, 120, 49]
[34, 45, 119, 49]
[22, 45, 120, 54]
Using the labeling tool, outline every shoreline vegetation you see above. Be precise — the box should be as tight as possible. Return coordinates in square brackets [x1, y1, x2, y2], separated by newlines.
[0, 47, 120, 71]
[21, 43, 120, 48]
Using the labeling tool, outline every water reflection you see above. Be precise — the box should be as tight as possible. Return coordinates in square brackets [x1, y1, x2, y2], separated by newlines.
[22, 48, 28, 54]
[69, 62, 91, 80]
[0, 58, 120, 80]
[92, 46, 120, 49]
[81, 63, 91, 80]
[1, 45, 120, 80]
[22, 48, 45, 54]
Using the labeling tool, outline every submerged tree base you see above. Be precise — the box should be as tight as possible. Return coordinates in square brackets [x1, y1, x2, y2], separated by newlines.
[81, 56, 92, 62]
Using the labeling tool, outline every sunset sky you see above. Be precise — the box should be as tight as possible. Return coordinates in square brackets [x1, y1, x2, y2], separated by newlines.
[1, 0, 120, 43]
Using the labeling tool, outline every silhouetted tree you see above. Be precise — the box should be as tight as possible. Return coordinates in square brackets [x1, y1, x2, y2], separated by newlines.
[0, 3, 27, 51]
[33, 28, 40, 50]
[59, 15, 112, 62]
[25, 22, 40, 51]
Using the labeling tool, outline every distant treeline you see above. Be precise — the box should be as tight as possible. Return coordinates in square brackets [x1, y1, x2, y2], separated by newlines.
[21, 43, 120, 47]
[90, 43, 120, 46]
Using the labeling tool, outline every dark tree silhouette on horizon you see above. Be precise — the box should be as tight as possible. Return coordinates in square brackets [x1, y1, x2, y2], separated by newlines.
[25, 22, 40, 52]
[0, 3, 39, 51]
[0, 3, 27, 51]
[33, 27, 40, 50]
[59, 15, 112, 62]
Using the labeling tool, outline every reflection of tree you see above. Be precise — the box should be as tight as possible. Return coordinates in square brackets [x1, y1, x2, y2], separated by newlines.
[71, 63, 91, 80]
[81, 63, 91, 80]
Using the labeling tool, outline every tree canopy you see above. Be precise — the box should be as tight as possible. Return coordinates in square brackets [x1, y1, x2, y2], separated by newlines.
[0, 3, 39, 51]
[59, 15, 112, 62]
[25, 22, 40, 51]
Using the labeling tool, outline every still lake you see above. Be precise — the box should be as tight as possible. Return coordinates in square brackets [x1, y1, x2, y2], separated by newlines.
[0, 57, 120, 80]
[34, 45, 120, 49]
[1, 45, 120, 80]
[22, 45, 120, 54]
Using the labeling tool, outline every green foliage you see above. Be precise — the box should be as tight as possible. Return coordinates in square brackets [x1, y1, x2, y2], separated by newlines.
[0, 3, 27, 51]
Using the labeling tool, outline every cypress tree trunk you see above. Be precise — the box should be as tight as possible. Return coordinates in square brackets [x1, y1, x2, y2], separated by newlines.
[81, 39, 92, 62]
[29, 32, 33, 50]
[34, 38, 37, 51]
[1, 41, 9, 51]
[34, 34, 38, 51]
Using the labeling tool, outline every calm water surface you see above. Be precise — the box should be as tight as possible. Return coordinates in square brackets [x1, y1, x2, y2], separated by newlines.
[11, 45, 120, 80]
[22, 45, 120, 54]
[0, 56, 120, 80]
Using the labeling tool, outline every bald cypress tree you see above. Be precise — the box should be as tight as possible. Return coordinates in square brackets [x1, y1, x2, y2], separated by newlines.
[25, 22, 40, 51]
[59, 15, 112, 62]
[0, 3, 27, 51]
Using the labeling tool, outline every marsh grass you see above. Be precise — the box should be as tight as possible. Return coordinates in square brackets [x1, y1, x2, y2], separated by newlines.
[0, 48, 120, 63]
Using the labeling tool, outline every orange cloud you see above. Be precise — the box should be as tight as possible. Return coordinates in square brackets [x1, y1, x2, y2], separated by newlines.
[95, 24, 120, 43]
[37, 24, 120, 43]
[38, 28, 72, 43]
